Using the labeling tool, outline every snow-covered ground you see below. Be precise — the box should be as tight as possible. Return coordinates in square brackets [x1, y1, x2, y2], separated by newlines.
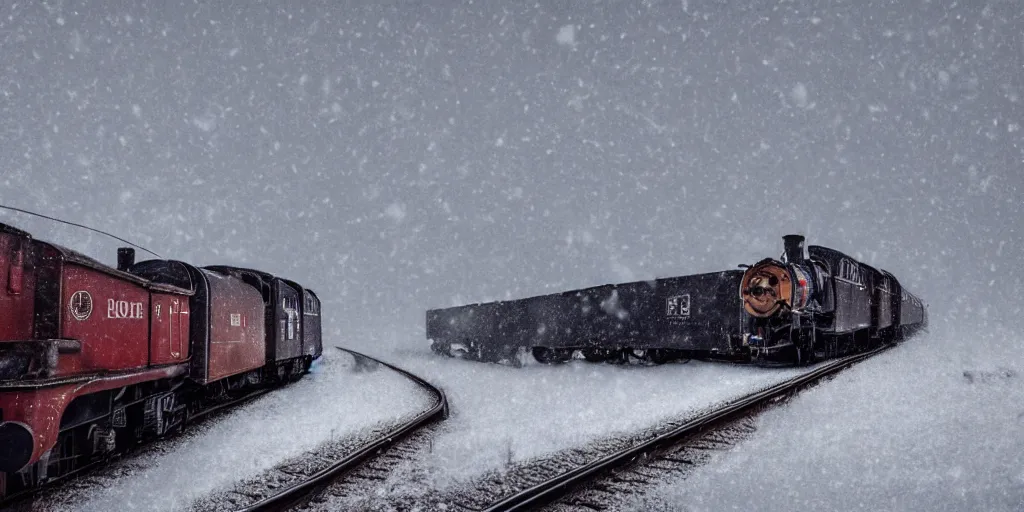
[48, 317, 1020, 511]
[39, 350, 434, 512]
[627, 320, 1024, 511]
[33, 336, 829, 511]
[327, 336, 824, 493]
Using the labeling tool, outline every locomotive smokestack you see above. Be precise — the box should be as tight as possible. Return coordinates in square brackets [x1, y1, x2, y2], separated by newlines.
[783, 235, 805, 262]
[117, 247, 135, 271]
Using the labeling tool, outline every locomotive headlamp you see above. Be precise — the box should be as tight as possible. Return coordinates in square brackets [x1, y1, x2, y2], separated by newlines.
[740, 260, 815, 318]
[740, 261, 793, 317]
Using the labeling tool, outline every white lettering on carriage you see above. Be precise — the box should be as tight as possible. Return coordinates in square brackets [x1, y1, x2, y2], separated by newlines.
[107, 299, 145, 319]
[666, 294, 691, 318]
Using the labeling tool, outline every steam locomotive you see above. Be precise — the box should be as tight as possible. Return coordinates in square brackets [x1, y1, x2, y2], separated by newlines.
[740, 235, 926, 364]
[426, 235, 926, 366]
[0, 222, 323, 500]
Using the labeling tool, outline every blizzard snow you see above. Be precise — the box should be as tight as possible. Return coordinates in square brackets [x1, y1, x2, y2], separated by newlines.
[1, 0, 1021, 510]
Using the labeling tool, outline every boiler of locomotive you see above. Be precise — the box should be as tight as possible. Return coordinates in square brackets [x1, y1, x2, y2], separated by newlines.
[739, 235, 814, 318]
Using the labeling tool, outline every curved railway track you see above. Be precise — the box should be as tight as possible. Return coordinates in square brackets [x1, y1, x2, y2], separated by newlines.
[475, 345, 891, 512]
[228, 347, 449, 512]
[2, 348, 448, 512]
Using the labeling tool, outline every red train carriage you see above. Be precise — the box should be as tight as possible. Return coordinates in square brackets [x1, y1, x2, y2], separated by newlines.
[0, 222, 323, 501]
[126, 261, 267, 387]
[0, 225, 193, 495]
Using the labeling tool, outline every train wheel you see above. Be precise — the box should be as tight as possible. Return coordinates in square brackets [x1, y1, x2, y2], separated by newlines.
[605, 350, 629, 365]
[796, 345, 816, 365]
[581, 348, 607, 363]
[532, 347, 556, 364]
[532, 347, 572, 364]
[626, 349, 650, 364]
[449, 344, 469, 358]
[646, 349, 674, 365]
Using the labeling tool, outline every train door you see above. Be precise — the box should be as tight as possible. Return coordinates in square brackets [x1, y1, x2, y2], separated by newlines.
[875, 271, 898, 338]
[302, 289, 323, 359]
[283, 296, 299, 343]
[273, 279, 303, 362]
[834, 258, 870, 332]
[150, 293, 190, 365]
[170, 298, 189, 359]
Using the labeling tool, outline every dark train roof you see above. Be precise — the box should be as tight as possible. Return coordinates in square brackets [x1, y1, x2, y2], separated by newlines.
[0, 222, 32, 238]
[808, 245, 856, 262]
[204, 265, 304, 292]
[205, 265, 274, 280]
[122, 259, 198, 295]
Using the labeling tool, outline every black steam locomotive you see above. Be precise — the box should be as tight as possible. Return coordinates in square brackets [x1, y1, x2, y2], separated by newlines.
[426, 236, 926, 366]
[740, 235, 926, 364]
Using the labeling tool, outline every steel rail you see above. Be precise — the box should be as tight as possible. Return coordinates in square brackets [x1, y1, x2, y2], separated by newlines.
[481, 345, 890, 512]
[236, 347, 449, 512]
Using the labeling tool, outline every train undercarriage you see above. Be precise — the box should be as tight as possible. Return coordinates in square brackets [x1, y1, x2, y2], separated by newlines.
[0, 355, 314, 501]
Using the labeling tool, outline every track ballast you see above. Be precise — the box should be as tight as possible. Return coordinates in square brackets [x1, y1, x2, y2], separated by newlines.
[204, 347, 449, 512]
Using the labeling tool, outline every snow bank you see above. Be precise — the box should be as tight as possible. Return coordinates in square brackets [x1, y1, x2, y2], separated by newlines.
[630, 321, 1024, 511]
[370, 344, 821, 490]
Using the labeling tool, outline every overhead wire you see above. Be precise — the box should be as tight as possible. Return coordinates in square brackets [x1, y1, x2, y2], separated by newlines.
[0, 203, 163, 258]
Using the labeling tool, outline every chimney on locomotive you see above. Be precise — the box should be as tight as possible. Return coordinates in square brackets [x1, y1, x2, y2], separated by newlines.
[117, 247, 135, 271]
[782, 234, 805, 263]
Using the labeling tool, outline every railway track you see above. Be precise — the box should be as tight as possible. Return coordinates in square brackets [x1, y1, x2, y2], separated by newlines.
[2, 348, 448, 512]
[470, 345, 890, 512]
[286, 421, 446, 511]
[198, 348, 449, 512]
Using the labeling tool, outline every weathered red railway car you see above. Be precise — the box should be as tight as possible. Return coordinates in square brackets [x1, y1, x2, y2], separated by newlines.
[0, 223, 323, 501]
[0, 225, 194, 491]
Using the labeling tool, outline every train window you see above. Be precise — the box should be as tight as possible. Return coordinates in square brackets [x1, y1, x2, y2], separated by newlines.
[304, 294, 319, 315]
[286, 309, 296, 340]
[839, 259, 863, 284]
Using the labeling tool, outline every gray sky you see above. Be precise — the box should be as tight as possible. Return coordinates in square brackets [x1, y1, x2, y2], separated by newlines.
[1, 0, 1020, 345]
